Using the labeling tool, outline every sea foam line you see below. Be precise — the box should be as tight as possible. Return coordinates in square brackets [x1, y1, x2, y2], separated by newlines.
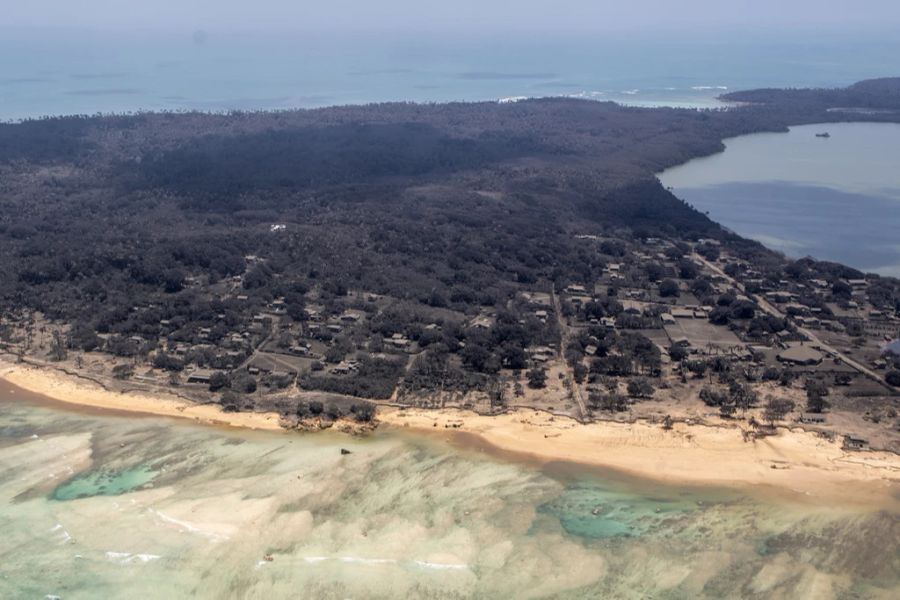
[105, 551, 162, 564]
[149, 509, 229, 542]
[297, 555, 469, 571]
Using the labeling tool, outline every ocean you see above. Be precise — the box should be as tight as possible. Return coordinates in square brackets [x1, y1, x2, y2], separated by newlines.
[2, 29, 900, 119]
[1, 391, 898, 599]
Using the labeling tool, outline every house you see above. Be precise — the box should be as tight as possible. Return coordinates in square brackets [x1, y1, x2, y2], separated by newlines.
[843, 435, 869, 451]
[470, 316, 494, 330]
[386, 333, 410, 350]
[777, 345, 824, 366]
[799, 413, 827, 424]
[584, 344, 598, 357]
[339, 310, 363, 323]
[186, 369, 217, 385]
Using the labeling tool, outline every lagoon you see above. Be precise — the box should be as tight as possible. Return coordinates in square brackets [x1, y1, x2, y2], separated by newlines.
[1, 389, 898, 599]
[660, 122, 900, 276]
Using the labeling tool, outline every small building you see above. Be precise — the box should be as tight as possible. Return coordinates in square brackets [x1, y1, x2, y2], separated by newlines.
[339, 310, 363, 323]
[799, 413, 827, 424]
[843, 435, 869, 451]
[661, 313, 676, 325]
[186, 369, 217, 385]
[777, 345, 824, 366]
[470, 316, 494, 330]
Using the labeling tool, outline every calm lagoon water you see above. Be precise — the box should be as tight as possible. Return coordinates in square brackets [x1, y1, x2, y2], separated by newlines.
[660, 122, 900, 276]
[1, 391, 898, 599]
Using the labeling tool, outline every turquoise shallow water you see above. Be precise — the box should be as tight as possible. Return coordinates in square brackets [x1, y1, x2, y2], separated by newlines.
[0, 390, 898, 599]
[51, 464, 159, 501]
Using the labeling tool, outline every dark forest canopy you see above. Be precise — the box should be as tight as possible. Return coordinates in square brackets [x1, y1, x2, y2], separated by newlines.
[1, 78, 899, 329]
[722, 77, 900, 112]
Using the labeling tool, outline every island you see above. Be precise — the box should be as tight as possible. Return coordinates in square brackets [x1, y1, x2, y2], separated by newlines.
[1, 78, 899, 493]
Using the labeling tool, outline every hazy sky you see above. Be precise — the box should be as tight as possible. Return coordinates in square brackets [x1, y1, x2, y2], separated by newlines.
[6, 1, 900, 32]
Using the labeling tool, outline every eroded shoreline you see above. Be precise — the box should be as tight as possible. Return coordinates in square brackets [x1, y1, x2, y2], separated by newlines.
[2, 358, 898, 507]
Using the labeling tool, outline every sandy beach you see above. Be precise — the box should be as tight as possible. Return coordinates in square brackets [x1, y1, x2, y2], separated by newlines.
[0, 359, 283, 431]
[2, 358, 899, 505]
[380, 406, 900, 507]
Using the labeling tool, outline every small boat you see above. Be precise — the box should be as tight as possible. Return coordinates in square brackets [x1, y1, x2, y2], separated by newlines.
[815, 132, 831, 138]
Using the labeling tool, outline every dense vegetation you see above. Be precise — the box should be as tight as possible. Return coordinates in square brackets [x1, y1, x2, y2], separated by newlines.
[2, 78, 899, 409]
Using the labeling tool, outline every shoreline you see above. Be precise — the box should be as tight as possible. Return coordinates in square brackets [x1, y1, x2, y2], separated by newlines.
[0, 359, 284, 431]
[379, 407, 900, 508]
[2, 358, 899, 506]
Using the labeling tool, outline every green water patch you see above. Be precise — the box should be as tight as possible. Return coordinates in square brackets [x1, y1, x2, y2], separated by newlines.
[537, 482, 700, 540]
[51, 464, 159, 501]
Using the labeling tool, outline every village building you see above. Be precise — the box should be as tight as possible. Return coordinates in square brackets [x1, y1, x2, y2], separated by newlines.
[843, 435, 870, 451]
[799, 413, 827, 424]
[186, 369, 218, 385]
[777, 344, 824, 366]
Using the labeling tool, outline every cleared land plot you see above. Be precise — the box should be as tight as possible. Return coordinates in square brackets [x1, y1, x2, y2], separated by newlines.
[249, 352, 317, 374]
[664, 320, 742, 348]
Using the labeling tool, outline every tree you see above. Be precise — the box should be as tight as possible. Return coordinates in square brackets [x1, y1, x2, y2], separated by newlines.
[351, 402, 376, 422]
[589, 392, 628, 412]
[231, 372, 257, 394]
[112, 364, 133, 380]
[719, 402, 737, 419]
[806, 392, 830, 414]
[208, 371, 229, 392]
[677, 258, 699, 280]
[627, 378, 655, 399]
[221, 391, 242, 412]
[50, 330, 67, 362]
[885, 370, 900, 387]
[762, 398, 795, 425]
[729, 383, 757, 413]
[527, 367, 547, 389]
[659, 279, 680, 298]
[668, 344, 688, 362]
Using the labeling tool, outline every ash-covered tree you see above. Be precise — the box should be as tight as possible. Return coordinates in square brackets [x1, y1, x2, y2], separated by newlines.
[527, 367, 547, 389]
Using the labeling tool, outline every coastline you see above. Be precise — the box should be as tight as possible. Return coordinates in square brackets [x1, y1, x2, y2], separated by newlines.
[0, 359, 284, 431]
[379, 406, 900, 507]
[2, 358, 899, 506]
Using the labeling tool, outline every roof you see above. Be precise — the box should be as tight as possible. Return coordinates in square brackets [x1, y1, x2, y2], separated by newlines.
[777, 345, 824, 365]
